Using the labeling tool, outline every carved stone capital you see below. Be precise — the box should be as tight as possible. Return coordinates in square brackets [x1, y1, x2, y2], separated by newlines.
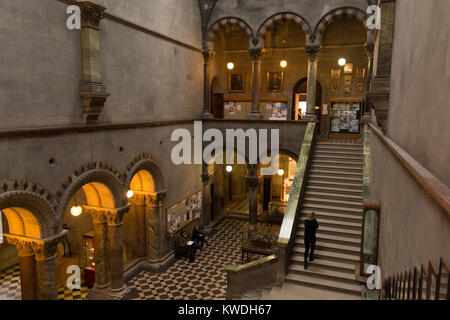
[305, 46, 320, 60]
[79, 1, 106, 30]
[203, 50, 215, 63]
[105, 205, 130, 226]
[4, 236, 34, 257]
[248, 37, 265, 62]
[245, 175, 259, 189]
[79, 82, 110, 124]
[365, 43, 375, 58]
[82, 205, 108, 224]
[201, 172, 212, 184]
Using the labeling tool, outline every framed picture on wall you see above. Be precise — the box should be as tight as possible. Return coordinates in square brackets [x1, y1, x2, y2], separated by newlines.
[356, 81, 365, 92]
[331, 69, 341, 80]
[267, 71, 284, 92]
[331, 81, 339, 93]
[229, 73, 245, 93]
[344, 76, 353, 85]
[356, 67, 366, 79]
[344, 63, 353, 74]
[343, 85, 352, 96]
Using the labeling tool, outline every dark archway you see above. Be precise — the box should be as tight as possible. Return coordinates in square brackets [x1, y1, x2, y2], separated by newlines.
[292, 77, 322, 121]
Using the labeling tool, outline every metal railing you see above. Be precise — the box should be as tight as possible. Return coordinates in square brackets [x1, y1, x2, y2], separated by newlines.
[382, 257, 449, 300]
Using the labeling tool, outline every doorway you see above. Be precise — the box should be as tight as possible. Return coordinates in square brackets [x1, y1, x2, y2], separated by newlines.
[292, 78, 322, 121]
[211, 77, 224, 119]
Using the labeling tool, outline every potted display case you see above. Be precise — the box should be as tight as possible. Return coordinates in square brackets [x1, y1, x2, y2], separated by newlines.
[82, 231, 95, 288]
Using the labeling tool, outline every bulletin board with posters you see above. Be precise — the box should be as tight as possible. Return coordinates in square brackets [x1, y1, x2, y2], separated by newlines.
[267, 101, 288, 120]
[166, 191, 202, 237]
[329, 98, 363, 138]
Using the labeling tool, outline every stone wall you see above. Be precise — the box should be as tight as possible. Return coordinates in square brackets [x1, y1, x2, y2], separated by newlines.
[386, 0, 450, 186]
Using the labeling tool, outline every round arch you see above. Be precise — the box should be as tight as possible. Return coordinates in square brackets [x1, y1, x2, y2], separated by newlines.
[256, 12, 312, 39]
[314, 7, 367, 38]
[56, 162, 126, 220]
[206, 16, 254, 51]
[0, 181, 60, 238]
[124, 154, 165, 193]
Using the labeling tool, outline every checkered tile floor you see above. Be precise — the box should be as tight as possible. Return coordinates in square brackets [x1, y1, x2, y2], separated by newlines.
[128, 219, 246, 300]
[0, 265, 88, 300]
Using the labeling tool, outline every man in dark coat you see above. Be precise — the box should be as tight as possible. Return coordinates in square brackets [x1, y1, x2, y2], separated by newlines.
[304, 212, 319, 269]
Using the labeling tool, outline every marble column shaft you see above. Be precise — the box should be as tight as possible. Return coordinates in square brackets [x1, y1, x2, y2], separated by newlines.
[15, 242, 37, 300]
[201, 168, 212, 227]
[245, 168, 259, 232]
[106, 207, 128, 293]
[248, 42, 264, 119]
[305, 47, 320, 121]
[203, 51, 213, 117]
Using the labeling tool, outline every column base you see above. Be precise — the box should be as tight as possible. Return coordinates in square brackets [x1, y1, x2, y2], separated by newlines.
[108, 284, 131, 299]
[248, 112, 263, 120]
[202, 112, 213, 119]
[145, 250, 175, 271]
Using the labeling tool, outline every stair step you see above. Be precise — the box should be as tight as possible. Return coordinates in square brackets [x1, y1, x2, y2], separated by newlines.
[315, 146, 363, 153]
[307, 180, 363, 191]
[290, 255, 357, 273]
[302, 203, 362, 215]
[312, 159, 364, 168]
[306, 185, 363, 196]
[292, 247, 359, 264]
[309, 174, 363, 184]
[299, 216, 362, 230]
[316, 142, 363, 149]
[297, 225, 361, 238]
[301, 209, 362, 223]
[304, 191, 363, 202]
[314, 150, 363, 157]
[296, 229, 361, 246]
[294, 237, 360, 255]
[311, 164, 363, 173]
[286, 272, 362, 296]
[303, 197, 363, 210]
[313, 154, 363, 162]
[310, 169, 363, 178]
[288, 263, 356, 283]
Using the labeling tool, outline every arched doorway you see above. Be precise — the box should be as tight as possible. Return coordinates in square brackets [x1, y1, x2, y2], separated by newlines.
[292, 77, 322, 120]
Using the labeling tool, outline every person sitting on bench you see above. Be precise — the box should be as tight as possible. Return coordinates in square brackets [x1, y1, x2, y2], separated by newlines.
[192, 227, 207, 249]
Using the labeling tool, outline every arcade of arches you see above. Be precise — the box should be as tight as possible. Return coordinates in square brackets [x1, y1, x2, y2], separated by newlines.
[0, 0, 449, 301]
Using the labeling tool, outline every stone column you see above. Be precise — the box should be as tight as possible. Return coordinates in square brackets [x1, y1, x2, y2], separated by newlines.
[83, 206, 110, 289]
[202, 51, 214, 118]
[245, 164, 259, 233]
[304, 46, 320, 122]
[5, 237, 37, 300]
[129, 193, 147, 258]
[146, 192, 165, 263]
[201, 164, 212, 227]
[78, 1, 109, 124]
[248, 38, 265, 120]
[105, 205, 130, 298]
[363, 42, 375, 121]
[33, 232, 68, 300]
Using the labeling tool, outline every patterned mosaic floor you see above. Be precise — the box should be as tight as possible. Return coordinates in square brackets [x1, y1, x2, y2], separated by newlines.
[128, 219, 246, 300]
[0, 265, 89, 300]
[0, 219, 253, 300]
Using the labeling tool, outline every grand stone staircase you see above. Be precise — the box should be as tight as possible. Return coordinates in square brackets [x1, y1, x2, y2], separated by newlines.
[283, 141, 364, 298]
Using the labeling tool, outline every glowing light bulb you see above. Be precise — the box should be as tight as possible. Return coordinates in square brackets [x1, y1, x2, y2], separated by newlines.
[127, 190, 134, 199]
[226, 165, 233, 173]
[338, 58, 346, 66]
[277, 169, 285, 176]
[227, 62, 235, 70]
[70, 206, 82, 217]
[280, 60, 288, 68]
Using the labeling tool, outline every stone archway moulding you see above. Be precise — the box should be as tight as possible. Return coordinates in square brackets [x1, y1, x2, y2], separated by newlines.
[55, 162, 127, 221]
[124, 153, 166, 193]
[0, 180, 60, 238]
[206, 16, 254, 51]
